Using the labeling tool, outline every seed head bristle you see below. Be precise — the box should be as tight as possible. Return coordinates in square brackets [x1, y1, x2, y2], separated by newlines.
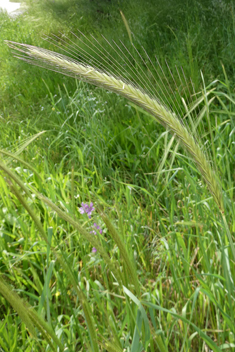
[5, 39, 224, 213]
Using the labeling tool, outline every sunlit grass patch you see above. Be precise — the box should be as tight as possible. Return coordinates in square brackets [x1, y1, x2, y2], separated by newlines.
[1, 1, 235, 351]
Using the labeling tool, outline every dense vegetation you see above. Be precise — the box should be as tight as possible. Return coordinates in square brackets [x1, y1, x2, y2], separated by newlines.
[0, 0, 235, 351]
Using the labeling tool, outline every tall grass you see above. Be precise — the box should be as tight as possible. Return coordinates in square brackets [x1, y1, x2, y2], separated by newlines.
[6, 40, 234, 254]
[1, 32, 234, 351]
[1, 1, 235, 351]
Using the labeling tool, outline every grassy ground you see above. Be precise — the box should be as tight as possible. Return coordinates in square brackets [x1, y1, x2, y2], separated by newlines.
[0, 0, 235, 351]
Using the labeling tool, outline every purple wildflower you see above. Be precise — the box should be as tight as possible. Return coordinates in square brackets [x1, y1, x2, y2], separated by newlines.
[90, 223, 102, 236]
[93, 223, 103, 234]
[90, 223, 103, 254]
[79, 202, 95, 218]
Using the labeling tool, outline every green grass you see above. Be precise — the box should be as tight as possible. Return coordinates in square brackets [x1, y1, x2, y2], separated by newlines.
[0, 0, 235, 351]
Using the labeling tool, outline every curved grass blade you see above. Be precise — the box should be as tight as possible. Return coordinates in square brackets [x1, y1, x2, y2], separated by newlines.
[5, 41, 235, 263]
[142, 300, 223, 352]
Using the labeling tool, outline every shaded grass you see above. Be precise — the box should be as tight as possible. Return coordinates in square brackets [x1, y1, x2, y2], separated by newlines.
[0, 0, 235, 351]
[1, 68, 235, 351]
[1, 0, 235, 117]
